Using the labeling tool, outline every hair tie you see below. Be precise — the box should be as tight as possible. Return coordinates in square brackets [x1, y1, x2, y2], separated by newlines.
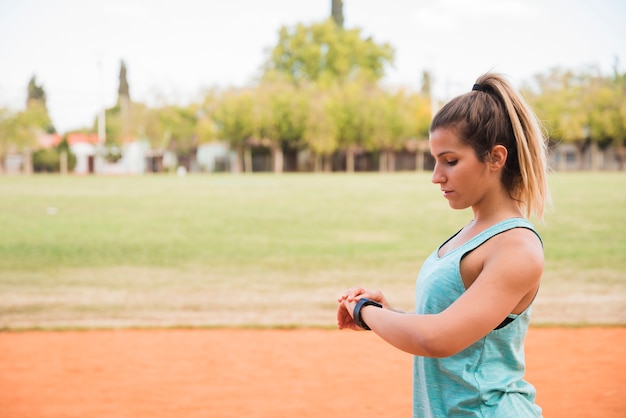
[472, 83, 487, 92]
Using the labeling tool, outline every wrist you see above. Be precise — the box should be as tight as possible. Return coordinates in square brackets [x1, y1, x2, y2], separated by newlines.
[353, 298, 383, 330]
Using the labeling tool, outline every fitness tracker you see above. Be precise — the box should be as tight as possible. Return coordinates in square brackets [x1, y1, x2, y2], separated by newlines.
[353, 298, 383, 330]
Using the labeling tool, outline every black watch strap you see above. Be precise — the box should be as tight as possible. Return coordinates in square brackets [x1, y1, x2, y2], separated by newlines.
[353, 298, 383, 330]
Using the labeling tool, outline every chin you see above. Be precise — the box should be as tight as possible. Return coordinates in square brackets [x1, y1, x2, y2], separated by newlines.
[448, 201, 470, 211]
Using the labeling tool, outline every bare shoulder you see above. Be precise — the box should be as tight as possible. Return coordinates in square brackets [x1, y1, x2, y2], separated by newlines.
[497, 226, 543, 255]
[440, 225, 545, 350]
[487, 226, 544, 280]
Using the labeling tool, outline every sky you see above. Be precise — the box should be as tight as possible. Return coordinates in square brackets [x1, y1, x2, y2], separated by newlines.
[1, 0, 625, 134]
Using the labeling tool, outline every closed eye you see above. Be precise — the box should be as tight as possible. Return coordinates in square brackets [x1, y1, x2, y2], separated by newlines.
[446, 160, 458, 166]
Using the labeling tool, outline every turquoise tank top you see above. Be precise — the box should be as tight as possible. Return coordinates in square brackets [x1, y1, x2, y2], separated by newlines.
[413, 218, 543, 417]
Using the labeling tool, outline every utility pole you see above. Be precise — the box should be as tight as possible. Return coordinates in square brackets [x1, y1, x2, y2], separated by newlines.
[96, 53, 106, 174]
[97, 56, 106, 145]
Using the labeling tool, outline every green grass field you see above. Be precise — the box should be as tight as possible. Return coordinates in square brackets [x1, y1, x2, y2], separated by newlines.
[0, 172, 624, 329]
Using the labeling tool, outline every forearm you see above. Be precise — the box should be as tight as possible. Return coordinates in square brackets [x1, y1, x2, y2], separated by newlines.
[359, 306, 452, 357]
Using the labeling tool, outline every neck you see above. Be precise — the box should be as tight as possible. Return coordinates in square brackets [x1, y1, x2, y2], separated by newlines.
[471, 194, 523, 226]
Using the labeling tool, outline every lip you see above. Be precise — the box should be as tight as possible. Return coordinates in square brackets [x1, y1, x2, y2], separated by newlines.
[441, 190, 453, 197]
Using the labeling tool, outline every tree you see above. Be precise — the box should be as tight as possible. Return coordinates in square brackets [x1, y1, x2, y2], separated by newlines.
[99, 104, 123, 160]
[26, 75, 55, 134]
[255, 81, 309, 173]
[524, 66, 626, 170]
[303, 86, 338, 172]
[328, 81, 375, 172]
[0, 107, 43, 173]
[0, 77, 56, 173]
[609, 68, 626, 169]
[331, 0, 344, 28]
[212, 88, 257, 172]
[584, 68, 626, 169]
[0, 107, 16, 172]
[117, 60, 132, 141]
[96, 61, 146, 162]
[524, 68, 590, 169]
[27, 76, 47, 106]
[194, 91, 220, 146]
[403, 89, 432, 171]
[142, 91, 221, 172]
[118, 60, 130, 101]
[263, 18, 394, 86]
[32, 137, 77, 173]
[368, 88, 416, 172]
[145, 104, 198, 170]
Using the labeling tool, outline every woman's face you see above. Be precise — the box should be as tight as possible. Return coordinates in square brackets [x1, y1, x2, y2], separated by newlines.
[429, 128, 492, 210]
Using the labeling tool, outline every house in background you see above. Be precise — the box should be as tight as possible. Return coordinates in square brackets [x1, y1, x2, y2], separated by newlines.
[32, 132, 152, 175]
[196, 141, 234, 172]
[65, 133, 100, 174]
[120, 139, 150, 174]
[32, 132, 100, 174]
[38, 133, 62, 149]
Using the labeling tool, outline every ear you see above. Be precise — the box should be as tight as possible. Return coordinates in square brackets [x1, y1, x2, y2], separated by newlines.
[489, 145, 508, 171]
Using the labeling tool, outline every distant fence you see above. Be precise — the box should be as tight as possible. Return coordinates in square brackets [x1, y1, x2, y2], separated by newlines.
[3, 142, 625, 174]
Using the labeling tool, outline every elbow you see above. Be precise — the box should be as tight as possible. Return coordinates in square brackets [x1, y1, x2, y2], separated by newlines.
[428, 344, 459, 359]
[416, 333, 456, 358]
[411, 317, 463, 358]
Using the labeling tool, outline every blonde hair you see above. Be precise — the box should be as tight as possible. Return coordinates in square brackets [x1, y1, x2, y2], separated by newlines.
[430, 72, 549, 220]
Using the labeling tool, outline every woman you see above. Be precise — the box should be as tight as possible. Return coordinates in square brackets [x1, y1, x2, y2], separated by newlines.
[337, 72, 549, 417]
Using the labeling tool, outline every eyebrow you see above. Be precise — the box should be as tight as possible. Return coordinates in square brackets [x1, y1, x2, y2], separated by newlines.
[435, 150, 455, 158]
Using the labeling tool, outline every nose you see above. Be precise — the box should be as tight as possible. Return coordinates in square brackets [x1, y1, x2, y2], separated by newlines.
[431, 163, 445, 184]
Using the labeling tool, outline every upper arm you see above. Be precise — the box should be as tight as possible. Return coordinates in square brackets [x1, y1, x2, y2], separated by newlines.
[431, 228, 544, 355]
[362, 228, 544, 357]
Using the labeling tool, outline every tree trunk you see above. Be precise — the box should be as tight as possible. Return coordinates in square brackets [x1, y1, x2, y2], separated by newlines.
[616, 145, 626, 170]
[379, 152, 387, 172]
[576, 139, 591, 170]
[233, 145, 243, 173]
[590, 143, 602, 171]
[388, 151, 396, 172]
[60, 150, 68, 175]
[314, 154, 322, 173]
[557, 147, 567, 171]
[23, 149, 33, 175]
[378, 150, 396, 172]
[346, 148, 355, 173]
[244, 147, 253, 173]
[415, 150, 424, 172]
[576, 146, 585, 170]
[323, 154, 332, 172]
[415, 140, 428, 172]
[273, 145, 284, 174]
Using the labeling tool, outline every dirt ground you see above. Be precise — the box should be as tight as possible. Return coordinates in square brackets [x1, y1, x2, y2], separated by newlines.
[0, 327, 624, 418]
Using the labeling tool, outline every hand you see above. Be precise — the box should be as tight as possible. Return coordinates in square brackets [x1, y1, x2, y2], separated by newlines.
[336, 287, 388, 330]
[338, 287, 388, 307]
[337, 298, 361, 330]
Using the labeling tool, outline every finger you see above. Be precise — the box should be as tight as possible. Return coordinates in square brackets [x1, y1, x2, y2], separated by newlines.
[338, 287, 364, 302]
[346, 287, 367, 301]
[337, 306, 351, 329]
[337, 300, 360, 330]
[338, 289, 356, 301]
